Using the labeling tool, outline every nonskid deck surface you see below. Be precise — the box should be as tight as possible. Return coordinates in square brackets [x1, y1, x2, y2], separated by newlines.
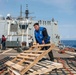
[49, 58, 76, 75]
[0, 48, 19, 59]
[50, 47, 76, 75]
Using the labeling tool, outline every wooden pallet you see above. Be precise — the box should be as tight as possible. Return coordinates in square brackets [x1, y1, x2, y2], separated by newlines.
[7, 59, 63, 75]
[27, 60, 63, 75]
[5, 44, 62, 75]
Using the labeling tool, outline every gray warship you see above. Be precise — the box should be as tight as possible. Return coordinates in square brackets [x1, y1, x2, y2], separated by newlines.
[0, 5, 60, 48]
[0, 5, 76, 75]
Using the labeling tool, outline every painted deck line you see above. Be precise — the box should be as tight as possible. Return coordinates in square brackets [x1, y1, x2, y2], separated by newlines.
[0, 49, 13, 55]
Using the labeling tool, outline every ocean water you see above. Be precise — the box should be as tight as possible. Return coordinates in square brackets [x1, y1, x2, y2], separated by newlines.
[61, 40, 76, 48]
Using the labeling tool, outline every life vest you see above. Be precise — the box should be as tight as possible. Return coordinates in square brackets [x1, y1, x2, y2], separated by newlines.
[34, 27, 50, 44]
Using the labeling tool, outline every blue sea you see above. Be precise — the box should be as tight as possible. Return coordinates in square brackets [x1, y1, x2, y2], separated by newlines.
[61, 40, 76, 48]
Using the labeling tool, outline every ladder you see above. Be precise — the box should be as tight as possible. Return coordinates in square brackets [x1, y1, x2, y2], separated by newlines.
[5, 44, 61, 75]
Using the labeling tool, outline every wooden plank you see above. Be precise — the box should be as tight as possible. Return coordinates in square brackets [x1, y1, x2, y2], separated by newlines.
[31, 65, 42, 71]
[40, 61, 51, 65]
[8, 67, 21, 75]
[16, 59, 24, 62]
[17, 55, 36, 60]
[5, 61, 24, 71]
[20, 44, 55, 75]
[23, 50, 44, 53]
[11, 57, 17, 62]
[16, 59, 33, 63]
[29, 69, 35, 72]
[17, 59, 27, 65]
[37, 63, 49, 68]
[65, 51, 76, 56]
[20, 53, 40, 56]
[23, 60, 33, 63]
[32, 43, 51, 47]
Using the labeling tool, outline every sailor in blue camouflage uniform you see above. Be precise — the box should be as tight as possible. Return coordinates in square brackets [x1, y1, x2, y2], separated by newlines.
[33, 23, 54, 61]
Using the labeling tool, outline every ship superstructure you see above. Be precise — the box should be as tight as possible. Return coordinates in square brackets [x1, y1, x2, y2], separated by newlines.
[0, 5, 60, 47]
[38, 18, 60, 46]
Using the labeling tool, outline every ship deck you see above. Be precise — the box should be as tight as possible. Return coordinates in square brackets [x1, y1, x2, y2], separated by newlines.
[0, 48, 76, 75]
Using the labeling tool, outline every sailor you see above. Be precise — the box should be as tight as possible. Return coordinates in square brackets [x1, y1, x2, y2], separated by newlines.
[6, 14, 12, 20]
[1, 35, 6, 50]
[33, 23, 54, 61]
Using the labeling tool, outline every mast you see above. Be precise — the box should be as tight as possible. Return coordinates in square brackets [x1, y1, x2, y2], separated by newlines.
[20, 5, 22, 18]
[25, 4, 29, 19]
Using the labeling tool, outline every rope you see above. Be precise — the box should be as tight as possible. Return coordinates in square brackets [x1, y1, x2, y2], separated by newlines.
[58, 58, 74, 75]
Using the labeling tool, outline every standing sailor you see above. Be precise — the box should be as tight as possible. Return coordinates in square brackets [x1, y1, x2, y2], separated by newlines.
[33, 23, 54, 61]
[1, 35, 6, 50]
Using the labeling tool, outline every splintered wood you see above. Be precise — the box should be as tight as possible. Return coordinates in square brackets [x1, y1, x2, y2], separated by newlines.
[5, 44, 63, 75]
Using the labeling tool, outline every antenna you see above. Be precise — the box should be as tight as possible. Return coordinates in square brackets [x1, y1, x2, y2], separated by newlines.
[52, 18, 54, 22]
[20, 5, 22, 18]
[25, 4, 29, 19]
[26, 4, 28, 10]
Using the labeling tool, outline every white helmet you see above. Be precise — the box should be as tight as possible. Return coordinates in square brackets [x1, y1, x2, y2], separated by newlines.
[7, 14, 11, 17]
